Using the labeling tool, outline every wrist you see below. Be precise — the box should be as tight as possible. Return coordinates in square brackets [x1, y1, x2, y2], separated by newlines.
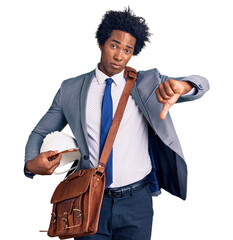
[24, 160, 35, 178]
[26, 160, 33, 174]
[181, 81, 192, 95]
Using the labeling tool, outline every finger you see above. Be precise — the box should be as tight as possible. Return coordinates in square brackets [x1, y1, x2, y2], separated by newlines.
[48, 153, 60, 162]
[155, 88, 166, 104]
[49, 162, 60, 175]
[49, 153, 62, 167]
[160, 102, 171, 120]
[158, 83, 170, 100]
[169, 79, 183, 95]
[163, 80, 175, 97]
[41, 150, 59, 158]
[41, 150, 60, 162]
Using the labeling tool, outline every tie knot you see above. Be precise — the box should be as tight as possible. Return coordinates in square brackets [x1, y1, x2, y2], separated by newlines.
[106, 78, 113, 85]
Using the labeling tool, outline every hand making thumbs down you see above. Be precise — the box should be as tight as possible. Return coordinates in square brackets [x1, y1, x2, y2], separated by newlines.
[155, 79, 193, 120]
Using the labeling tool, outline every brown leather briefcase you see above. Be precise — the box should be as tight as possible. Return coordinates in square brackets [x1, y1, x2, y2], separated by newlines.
[48, 168, 105, 239]
[47, 67, 137, 239]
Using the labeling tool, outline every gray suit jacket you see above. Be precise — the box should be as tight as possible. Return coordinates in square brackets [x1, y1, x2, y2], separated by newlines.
[25, 68, 209, 200]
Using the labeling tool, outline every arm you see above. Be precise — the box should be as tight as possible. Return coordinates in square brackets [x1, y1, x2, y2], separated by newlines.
[24, 88, 67, 178]
[155, 70, 209, 119]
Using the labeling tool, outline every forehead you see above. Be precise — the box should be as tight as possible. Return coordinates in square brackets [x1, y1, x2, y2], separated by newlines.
[108, 30, 136, 48]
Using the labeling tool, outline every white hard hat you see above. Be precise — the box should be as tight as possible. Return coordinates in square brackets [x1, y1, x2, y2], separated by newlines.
[40, 131, 81, 174]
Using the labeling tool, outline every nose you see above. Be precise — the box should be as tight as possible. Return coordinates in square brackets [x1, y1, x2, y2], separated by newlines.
[114, 50, 123, 61]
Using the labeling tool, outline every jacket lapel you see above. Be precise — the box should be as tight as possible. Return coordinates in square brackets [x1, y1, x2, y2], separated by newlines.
[130, 83, 152, 127]
[79, 70, 95, 168]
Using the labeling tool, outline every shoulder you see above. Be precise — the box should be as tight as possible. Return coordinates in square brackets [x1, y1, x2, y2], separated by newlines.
[137, 68, 163, 86]
[136, 68, 162, 96]
[137, 68, 161, 79]
[61, 70, 95, 89]
[133, 68, 162, 101]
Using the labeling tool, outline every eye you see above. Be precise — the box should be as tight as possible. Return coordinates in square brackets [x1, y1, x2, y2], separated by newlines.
[111, 44, 117, 49]
[125, 49, 131, 54]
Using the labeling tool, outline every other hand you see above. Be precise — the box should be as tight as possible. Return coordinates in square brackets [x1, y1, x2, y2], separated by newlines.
[26, 151, 62, 175]
[155, 79, 192, 120]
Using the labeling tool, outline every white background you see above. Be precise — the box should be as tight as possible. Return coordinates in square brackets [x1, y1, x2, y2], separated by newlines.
[1, 0, 232, 239]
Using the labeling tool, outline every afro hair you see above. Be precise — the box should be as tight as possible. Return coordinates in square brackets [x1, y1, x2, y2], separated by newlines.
[96, 7, 151, 56]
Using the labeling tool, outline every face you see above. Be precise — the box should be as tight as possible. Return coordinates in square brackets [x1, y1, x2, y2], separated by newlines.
[99, 30, 136, 77]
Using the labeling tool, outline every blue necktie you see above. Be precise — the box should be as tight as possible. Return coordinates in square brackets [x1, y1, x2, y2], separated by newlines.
[100, 78, 113, 188]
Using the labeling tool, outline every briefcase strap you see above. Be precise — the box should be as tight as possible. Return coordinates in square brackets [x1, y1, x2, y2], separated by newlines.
[96, 66, 137, 174]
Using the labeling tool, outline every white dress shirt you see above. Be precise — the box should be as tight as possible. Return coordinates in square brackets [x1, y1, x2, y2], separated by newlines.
[86, 66, 152, 188]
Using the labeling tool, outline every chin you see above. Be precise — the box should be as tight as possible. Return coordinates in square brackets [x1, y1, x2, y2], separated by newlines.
[105, 69, 119, 77]
[101, 64, 123, 77]
[109, 67, 124, 76]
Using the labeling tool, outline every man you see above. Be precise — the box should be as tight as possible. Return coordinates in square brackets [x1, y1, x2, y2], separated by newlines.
[24, 7, 209, 240]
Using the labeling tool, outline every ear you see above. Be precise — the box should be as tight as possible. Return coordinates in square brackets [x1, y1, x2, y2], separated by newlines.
[99, 44, 103, 51]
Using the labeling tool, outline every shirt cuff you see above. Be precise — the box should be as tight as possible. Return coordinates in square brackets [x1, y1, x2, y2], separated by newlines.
[24, 163, 35, 179]
[182, 87, 197, 96]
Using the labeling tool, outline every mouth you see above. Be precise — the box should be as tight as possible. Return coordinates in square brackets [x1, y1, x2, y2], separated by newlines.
[110, 63, 122, 69]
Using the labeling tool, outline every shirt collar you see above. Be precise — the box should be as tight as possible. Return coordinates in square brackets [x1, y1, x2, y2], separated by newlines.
[95, 64, 124, 86]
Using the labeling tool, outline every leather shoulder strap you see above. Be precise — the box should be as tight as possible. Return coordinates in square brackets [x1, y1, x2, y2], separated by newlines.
[96, 66, 137, 173]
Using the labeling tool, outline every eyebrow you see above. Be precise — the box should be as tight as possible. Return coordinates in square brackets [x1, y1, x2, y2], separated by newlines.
[111, 39, 134, 50]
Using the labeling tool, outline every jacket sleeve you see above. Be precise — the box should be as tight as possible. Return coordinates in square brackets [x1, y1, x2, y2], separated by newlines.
[24, 87, 67, 178]
[155, 68, 210, 102]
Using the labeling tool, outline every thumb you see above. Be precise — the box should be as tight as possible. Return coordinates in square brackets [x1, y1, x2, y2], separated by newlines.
[160, 93, 180, 120]
[41, 150, 61, 162]
[42, 150, 59, 158]
[160, 102, 171, 120]
[49, 153, 62, 168]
